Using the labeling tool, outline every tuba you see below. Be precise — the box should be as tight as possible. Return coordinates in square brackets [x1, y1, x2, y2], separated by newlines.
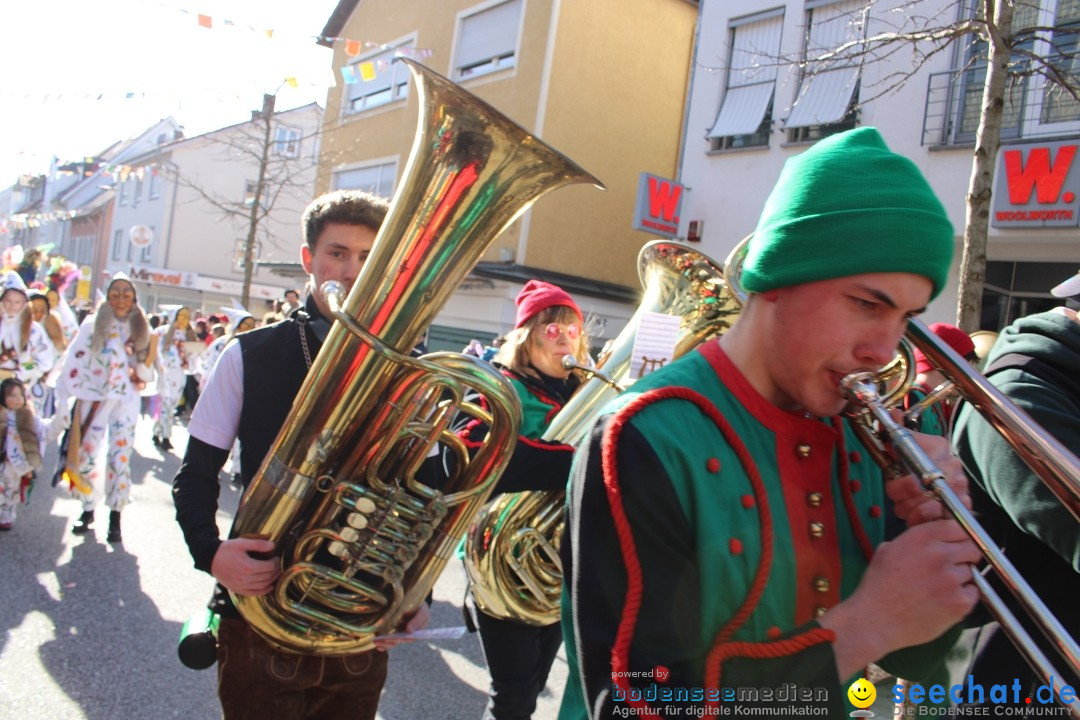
[463, 241, 737, 625]
[230, 59, 603, 655]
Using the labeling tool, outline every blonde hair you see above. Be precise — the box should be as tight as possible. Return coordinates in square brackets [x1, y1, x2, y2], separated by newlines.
[493, 305, 590, 379]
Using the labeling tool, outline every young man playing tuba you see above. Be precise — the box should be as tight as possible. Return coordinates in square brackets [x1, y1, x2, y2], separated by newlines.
[172, 190, 428, 720]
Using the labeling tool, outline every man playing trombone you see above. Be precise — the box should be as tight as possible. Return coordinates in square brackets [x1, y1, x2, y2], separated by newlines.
[559, 128, 981, 718]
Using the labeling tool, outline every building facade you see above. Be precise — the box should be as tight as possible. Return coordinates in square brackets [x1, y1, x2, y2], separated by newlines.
[316, 0, 699, 350]
[114, 103, 322, 317]
[678, 0, 1080, 330]
[51, 105, 322, 317]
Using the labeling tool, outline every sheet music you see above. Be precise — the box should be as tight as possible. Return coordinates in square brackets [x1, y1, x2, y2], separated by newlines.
[379, 625, 468, 642]
[627, 311, 681, 381]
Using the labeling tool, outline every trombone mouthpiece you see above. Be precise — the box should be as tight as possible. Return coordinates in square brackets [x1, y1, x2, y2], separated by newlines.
[561, 355, 577, 371]
[840, 371, 881, 406]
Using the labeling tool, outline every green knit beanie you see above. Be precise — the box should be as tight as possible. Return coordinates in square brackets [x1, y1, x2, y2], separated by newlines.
[741, 127, 954, 299]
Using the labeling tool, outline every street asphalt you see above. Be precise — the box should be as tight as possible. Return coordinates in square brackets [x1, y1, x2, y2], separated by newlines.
[0, 414, 567, 720]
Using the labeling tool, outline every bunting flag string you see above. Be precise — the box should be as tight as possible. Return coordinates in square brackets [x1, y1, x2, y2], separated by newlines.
[165, 1, 436, 69]
[0, 160, 170, 233]
[1, 209, 81, 233]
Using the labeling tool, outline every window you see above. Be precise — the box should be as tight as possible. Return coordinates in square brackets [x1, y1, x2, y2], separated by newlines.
[243, 180, 269, 210]
[233, 238, 261, 273]
[953, 0, 1039, 142]
[74, 235, 93, 265]
[454, 0, 522, 81]
[785, 0, 864, 142]
[1041, 0, 1080, 124]
[138, 226, 155, 264]
[132, 174, 144, 206]
[332, 161, 398, 200]
[111, 229, 125, 261]
[927, 0, 1077, 146]
[148, 169, 162, 199]
[708, 9, 784, 151]
[981, 260, 1075, 329]
[346, 43, 412, 114]
[274, 126, 301, 157]
[118, 178, 128, 206]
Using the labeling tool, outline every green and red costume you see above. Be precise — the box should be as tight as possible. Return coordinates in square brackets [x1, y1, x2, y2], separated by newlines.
[559, 341, 957, 718]
[459, 364, 580, 719]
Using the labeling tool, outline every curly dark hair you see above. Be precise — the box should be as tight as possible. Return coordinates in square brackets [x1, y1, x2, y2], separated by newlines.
[301, 190, 389, 250]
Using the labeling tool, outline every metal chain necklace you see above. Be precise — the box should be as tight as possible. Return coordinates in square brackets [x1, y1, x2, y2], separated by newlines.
[297, 317, 313, 370]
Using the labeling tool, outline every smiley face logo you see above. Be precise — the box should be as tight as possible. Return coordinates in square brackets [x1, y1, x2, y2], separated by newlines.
[847, 678, 876, 709]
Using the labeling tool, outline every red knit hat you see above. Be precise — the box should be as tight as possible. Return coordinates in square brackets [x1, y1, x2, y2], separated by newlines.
[914, 322, 976, 374]
[514, 279, 583, 329]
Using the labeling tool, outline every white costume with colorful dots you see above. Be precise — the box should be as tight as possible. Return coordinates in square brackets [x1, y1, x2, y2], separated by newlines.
[56, 312, 155, 512]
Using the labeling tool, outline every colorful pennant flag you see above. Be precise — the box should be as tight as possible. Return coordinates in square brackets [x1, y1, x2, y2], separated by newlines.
[197, 14, 212, 29]
[341, 66, 358, 85]
[345, 40, 361, 57]
[358, 62, 376, 82]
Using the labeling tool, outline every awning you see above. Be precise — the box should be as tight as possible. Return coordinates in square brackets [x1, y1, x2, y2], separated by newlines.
[707, 82, 775, 138]
[784, 66, 859, 129]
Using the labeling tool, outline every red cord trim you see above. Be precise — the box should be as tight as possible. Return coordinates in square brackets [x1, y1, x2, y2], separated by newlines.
[517, 435, 574, 452]
[702, 628, 836, 711]
[602, 386, 775, 715]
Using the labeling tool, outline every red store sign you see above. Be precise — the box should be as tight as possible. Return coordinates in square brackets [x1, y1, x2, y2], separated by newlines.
[991, 139, 1079, 228]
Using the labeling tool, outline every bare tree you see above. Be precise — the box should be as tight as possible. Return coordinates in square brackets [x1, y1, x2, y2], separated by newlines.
[168, 95, 321, 308]
[768, 0, 1079, 329]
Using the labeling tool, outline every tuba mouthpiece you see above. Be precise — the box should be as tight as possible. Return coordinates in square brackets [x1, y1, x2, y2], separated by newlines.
[320, 281, 347, 313]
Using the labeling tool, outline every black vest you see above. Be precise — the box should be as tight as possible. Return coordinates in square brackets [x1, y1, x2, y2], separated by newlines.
[236, 301, 325, 486]
[211, 302, 326, 618]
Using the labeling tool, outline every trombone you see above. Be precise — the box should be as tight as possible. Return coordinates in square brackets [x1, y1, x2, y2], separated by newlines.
[723, 238, 1080, 716]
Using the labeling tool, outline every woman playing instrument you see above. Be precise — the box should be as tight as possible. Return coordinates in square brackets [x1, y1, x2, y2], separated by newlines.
[458, 279, 591, 720]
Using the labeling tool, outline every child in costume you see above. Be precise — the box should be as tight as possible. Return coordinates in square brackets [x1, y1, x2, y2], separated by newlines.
[0, 379, 46, 530]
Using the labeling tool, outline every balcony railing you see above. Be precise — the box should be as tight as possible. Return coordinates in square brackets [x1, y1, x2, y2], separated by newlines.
[922, 68, 1028, 147]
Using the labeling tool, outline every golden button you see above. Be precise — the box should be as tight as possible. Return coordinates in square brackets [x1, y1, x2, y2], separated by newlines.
[814, 577, 831, 593]
[815, 606, 828, 618]
[796, 443, 812, 458]
[809, 521, 825, 538]
[807, 492, 823, 507]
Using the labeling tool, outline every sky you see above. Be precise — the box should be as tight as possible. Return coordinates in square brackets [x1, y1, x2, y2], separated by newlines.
[0, 0, 341, 184]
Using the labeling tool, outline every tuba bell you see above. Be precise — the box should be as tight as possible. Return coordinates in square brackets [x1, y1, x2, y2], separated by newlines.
[230, 58, 603, 655]
[463, 240, 738, 625]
